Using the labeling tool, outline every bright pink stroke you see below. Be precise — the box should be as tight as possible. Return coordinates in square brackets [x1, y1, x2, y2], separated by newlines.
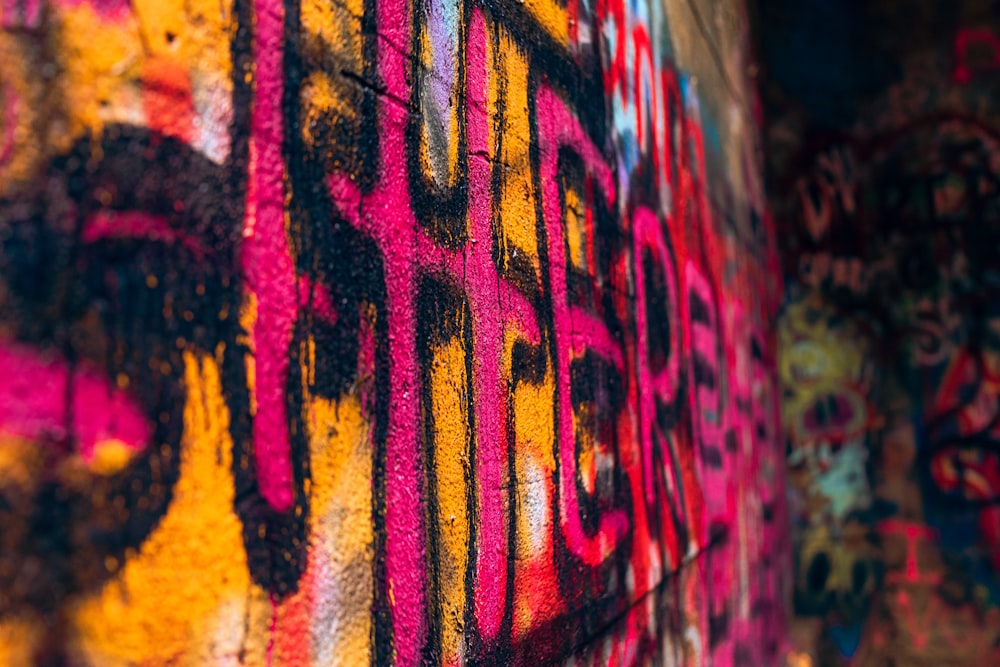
[0, 339, 150, 463]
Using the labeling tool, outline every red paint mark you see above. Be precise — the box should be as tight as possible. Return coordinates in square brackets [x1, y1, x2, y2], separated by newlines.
[266, 593, 278, 666]
[632, 26, 655, 153]
[567, 0, 579, 45]
[879, 519, 941, 586]
[660, 67, 682, 195]
[954, 28, 1000, 84]
[141, 57, 196, 144]
[82, 210, 209, 257]
[890, 587, 971, 654]
[596, 0, 627, 106]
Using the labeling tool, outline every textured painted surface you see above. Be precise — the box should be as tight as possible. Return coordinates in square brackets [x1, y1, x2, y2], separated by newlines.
[0, 0, 783, 664]
[763, 2, 1000, 663]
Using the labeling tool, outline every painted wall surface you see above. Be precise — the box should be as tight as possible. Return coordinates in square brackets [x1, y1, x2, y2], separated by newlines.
[0, 0, 783, 664]
[764, 2, 1000, 664]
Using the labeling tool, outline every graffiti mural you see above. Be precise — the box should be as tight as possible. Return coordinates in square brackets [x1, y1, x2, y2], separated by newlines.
[780, 294, 879, 634]
[769, 8, 1000, 663]
[0, 0, 783, 664]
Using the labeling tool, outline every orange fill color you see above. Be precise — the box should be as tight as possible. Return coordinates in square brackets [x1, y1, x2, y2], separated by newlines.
[141, 57, 195, 143]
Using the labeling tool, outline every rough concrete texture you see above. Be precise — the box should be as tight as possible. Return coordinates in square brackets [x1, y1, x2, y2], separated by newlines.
[0, 0, 783, 664]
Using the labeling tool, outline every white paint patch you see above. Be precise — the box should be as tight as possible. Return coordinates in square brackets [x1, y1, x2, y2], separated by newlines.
[193, 74, 232, 164]
[205, 594, 248, 666]
[524, 458, 551, 555]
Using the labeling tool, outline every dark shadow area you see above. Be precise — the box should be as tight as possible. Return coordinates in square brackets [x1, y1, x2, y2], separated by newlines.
[753, 0, 1000, 664]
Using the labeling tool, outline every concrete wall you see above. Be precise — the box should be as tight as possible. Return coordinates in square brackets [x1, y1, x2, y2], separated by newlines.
[764, 1, 1000, 663]
[0, 0, 783, 664]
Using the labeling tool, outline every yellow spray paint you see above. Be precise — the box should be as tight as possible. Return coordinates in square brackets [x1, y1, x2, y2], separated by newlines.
[299, 0, 366, 147]
[428, 335, 472, 664]
[69, 349, 270, 666]
[490, 28, 540, 272]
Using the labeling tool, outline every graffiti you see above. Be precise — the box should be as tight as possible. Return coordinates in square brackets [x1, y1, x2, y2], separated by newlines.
[781, 297, 874, 524]
[778, 292, 879, 657]
[0, 0, 781, 664]
[774, 20, 1000, 659]
[954, 28, 1000, 84]
[852, 519, 1000, 667]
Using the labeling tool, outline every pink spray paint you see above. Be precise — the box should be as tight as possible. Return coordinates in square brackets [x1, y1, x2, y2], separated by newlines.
[327, 7, 536, 659]
[245, 0, 297, 512]
[0, 339, 150, 462]
[954, 28, 1000, 84]
[685, 262, 724, 547]
[536, 83, 630, 567]
[633, 205, 684, 571]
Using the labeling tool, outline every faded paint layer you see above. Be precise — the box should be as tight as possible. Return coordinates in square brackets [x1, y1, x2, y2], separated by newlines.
[765, 2, 1000, 663]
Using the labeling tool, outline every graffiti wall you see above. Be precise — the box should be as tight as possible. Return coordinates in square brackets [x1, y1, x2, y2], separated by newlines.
[765, 1, 1000, 663]
[0, 0, 783, 664]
